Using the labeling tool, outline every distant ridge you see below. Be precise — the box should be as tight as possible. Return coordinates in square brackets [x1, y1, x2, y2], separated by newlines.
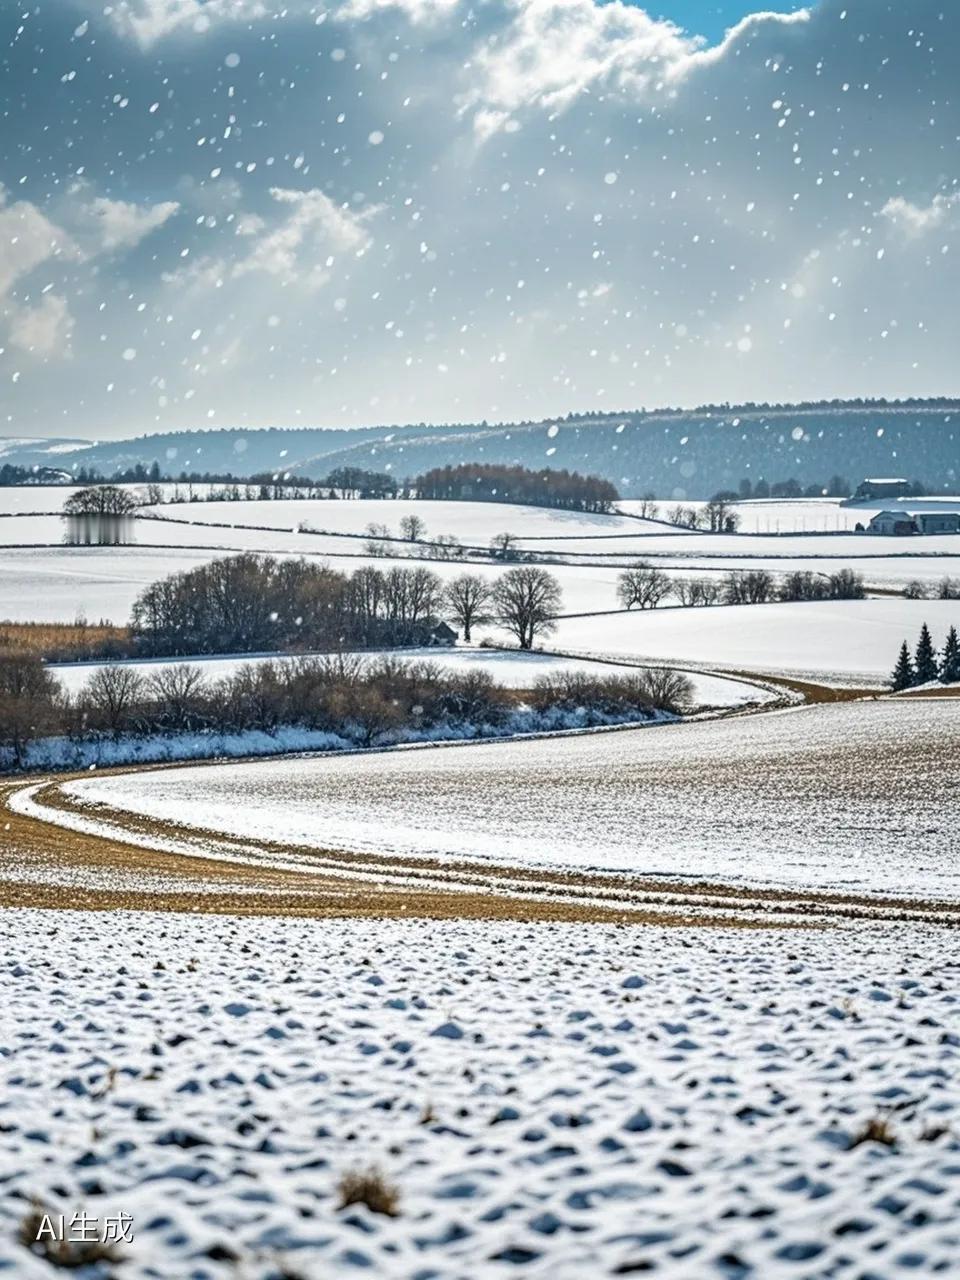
[3, 398, 956, 498]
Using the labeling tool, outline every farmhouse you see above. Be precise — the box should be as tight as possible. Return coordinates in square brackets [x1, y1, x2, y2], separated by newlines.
[868, 511, 918, 536]
[913, 511, 960, 535]
[855, 478, 914, 501]
[426, 621, 458, 647]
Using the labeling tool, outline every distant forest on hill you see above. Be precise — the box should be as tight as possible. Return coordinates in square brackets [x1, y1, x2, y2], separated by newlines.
[2, 398, 957, 498]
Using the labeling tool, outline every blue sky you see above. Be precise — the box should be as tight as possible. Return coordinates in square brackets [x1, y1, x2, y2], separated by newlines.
[649, 1, 808, 42]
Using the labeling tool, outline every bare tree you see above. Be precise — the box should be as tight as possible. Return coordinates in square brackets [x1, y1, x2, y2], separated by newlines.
[147, 663, 208, 730]
[430, 534, 463, 560]
[0, 655, 61, 768]
[489, 532, 518, 561]
[363, 523, 395, 557]
[399, 513, 427, 542]
[84, 665, 145, 737]
[617, 563, 671, 610]
[631, 667, 694, 713]
[667, 504, 701, 530]
[703, 498, 740, 534]
[778, 571, 828, 602]
[404, 566, 444, 622]
[636, 493, 659, 520]
[674, 576, 721, 607]
[63, 485, 137, 517]
[723, 570, 774, 605]
[493, 567, 562, 650]
[827, 569, 865, 600]
[444, 574, 493, 642]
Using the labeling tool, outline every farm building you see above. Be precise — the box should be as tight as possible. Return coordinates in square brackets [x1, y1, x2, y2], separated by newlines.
[914, 512, 960, 535]
[868, 511, 918, 536]
[855, 478, 914, 501]
[426, 621, 458, 647]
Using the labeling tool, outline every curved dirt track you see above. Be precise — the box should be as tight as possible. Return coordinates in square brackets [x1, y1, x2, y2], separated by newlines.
[3, 669, 959, 927]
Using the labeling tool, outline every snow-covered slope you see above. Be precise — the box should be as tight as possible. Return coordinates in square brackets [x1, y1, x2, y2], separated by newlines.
[63, 699, 960, 898]
[141, 497, 664, 540]
[548, 599, 960, 683]
[2, 909, 957, 1279]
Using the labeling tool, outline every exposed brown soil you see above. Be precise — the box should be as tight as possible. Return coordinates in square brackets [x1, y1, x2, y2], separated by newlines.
[3, 763, 957, 928]
[0, 777, 756, 926]
[724, 670, 884, 704]
[2, 667, 955, 927]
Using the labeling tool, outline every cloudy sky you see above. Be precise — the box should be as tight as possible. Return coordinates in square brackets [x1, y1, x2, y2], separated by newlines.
[1, 0, 957, 440]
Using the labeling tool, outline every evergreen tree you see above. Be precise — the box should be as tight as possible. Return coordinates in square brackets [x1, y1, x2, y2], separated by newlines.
[891, 641, 915, 692]
[940, 625, 960, 684]
[914, 623, 938, 684]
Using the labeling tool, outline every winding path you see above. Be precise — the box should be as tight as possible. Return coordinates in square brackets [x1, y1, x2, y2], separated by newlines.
[3, 668, 959, 927]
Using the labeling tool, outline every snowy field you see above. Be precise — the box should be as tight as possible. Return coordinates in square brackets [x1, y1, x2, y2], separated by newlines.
[0, 546, 627, 623]
[141, 497, 666, 540]
[2, 909, 958, 1279]
[63, 700, 960, 898]
[3, 516, 959, 600]
[637, 556, 960, 591]
[48, 646, 772, 709]
[548, 599, 960, 684]
[547, 530, 960, 560]
[0, 547, 239, 624]
[0, 512, 387, 560]
[0, 482, 217, 515]
[619, 495, 960, 534]
[1, 494, 955, 683]
[2, 539, 957, 633]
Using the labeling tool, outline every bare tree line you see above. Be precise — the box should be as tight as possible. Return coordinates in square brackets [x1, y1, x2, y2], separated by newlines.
[129, 556, 566, 657]
[0, 649, 689, 770]
[616, 564, 867, 611]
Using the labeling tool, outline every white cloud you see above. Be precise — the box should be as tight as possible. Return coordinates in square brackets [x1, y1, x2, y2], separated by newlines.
[0, 196, 74, 297]
[8, 294, 75, 358]
[105, 0, 268, 45]
[464, 0, 696, 118]
[881, 193, 960, 238]
[233, 187, 380, 288]
[0, 188, 173, 361]
[458, 1, 816, 130]
[676, 8, 811, 76]
[79, 196, 180, 251]
[339, 0, 460, 22]
[7, 0, 960, 429]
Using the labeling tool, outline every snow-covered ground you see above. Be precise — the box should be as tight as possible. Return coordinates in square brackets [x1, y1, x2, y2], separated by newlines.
[2, 910, 958, 1280]
[0, 546, 628, 623]
[62, 700, 960, 898]
[0, 482, 217, 515]
[0, 511, 394, 560]
[618, 495, 960, 533]
[547, 599, 960, 684]
[0, 547, 241, 624]
[635, 556, 960, 591]
[3, 515, 959, 602]
[141, 497, 664, 540]
[48, 646, 771, 709]
[549, 530, 960, 559]
[1, 495, 955, 683]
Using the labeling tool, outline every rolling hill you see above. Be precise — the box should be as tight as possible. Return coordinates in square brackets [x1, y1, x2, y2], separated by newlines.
[3, 399, 957, 498]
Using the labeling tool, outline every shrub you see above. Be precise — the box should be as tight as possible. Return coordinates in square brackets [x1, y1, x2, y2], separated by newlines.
[337, 1167, 400, 1217]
